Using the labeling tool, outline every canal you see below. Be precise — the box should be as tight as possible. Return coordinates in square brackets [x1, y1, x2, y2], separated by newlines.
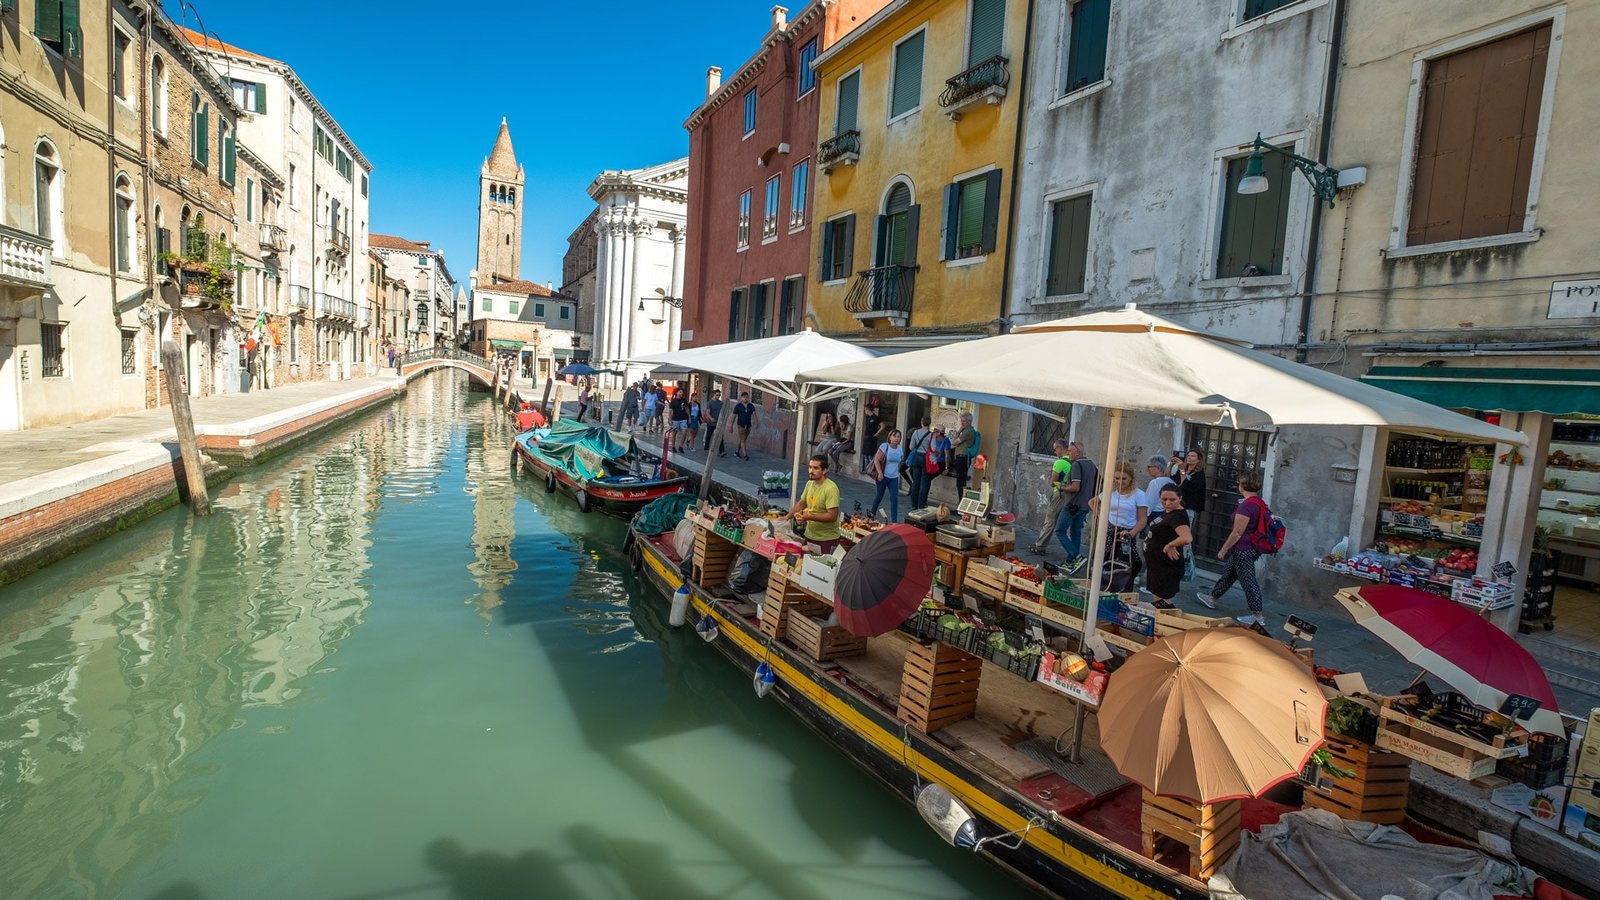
[0, 372, 1027, 900]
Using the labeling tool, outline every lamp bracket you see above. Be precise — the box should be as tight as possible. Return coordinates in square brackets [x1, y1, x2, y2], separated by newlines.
[1250, 133, 1342, 209]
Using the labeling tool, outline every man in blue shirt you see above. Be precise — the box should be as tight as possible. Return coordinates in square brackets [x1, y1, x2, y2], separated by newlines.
[731, 392, 757, 460]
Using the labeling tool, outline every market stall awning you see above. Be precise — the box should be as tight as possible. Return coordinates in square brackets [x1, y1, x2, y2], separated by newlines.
[489, 339, 524, 350]
[1360, 366, 1600, 418]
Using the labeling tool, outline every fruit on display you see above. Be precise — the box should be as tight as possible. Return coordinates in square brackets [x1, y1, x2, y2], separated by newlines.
[1439, 548, 1478, 572]
[1388, 500, 1431, 515]
[1056, 653, 1090, 681]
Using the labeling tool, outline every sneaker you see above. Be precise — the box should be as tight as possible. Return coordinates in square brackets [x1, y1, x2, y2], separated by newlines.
[1236, 614, 1263, 626]
[719, 451, 727, 458]
[1196, 591, 1219, 610]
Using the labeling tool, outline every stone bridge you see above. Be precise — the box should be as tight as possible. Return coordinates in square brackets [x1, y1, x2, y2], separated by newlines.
[397, 347, 501, 387]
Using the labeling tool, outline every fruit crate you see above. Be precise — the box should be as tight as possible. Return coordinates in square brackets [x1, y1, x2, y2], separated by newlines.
[963, 560, 1011, 602]
[692, 527, 740, 588]
[897, 641, 982, 733]
[1375, 693, 1524, 779]
[1498, 733, 1570, 790]
[1140, 792, 1241, 881]
[1450, 579, 1516, 611]
[785, 612, 867, 662]
[1301, 732, 1411, 825]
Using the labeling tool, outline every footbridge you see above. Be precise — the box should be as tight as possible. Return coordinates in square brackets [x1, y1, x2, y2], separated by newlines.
[397, 347, 500, 387]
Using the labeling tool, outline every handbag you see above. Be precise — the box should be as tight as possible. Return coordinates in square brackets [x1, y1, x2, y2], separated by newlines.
[925, 452, 942, 474]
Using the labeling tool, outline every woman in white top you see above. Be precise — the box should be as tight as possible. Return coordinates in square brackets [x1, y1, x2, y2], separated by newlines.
[1089, 462, 1149, 586]
[869, 429, 905, 523]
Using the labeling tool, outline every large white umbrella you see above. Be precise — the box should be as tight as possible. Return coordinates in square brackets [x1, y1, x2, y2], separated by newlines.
[797, 307, 1528, 645]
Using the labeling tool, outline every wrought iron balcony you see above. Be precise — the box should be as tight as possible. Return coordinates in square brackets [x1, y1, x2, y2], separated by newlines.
[818, 130, 861, 173]
[290, 284, 313, 309]
[326, 226, 351, 256]
[842, 264, 916, 326]
[258, 223, 287, 255]
[939, 55, 1010, 119]
[317, 292, 356, 320]
[0, 224, 51, 291]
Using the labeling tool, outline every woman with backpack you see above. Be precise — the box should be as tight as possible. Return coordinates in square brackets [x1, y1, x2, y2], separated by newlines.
[1197, 469, 1274, 633]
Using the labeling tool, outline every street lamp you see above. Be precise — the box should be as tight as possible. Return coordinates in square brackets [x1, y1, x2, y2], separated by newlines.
[1236, 132, 1343, 209]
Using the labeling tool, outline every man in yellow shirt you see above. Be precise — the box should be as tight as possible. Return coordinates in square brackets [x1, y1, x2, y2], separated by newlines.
[791, 454, 842, 552]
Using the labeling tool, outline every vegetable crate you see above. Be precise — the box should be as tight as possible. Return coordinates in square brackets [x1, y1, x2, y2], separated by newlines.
[1374, 694, 1524, 781]
[1496, 733, 1570, 790]
[713, 521, 746, 544]
[693, 528, 739, 588]
[1007, 572, 1045, 605]
[897, 641, 982, 733]
[972, 632, 1042, 681]
[1302, 732, 1411, 825]
[1140, 792, 1241, 881]
[761, 575, 830, 641]
[963, 560, 1011, 603]
[785, 613, 867, 662]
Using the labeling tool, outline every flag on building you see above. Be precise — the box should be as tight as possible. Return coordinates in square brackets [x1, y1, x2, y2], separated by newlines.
[243, 310, 266, 354]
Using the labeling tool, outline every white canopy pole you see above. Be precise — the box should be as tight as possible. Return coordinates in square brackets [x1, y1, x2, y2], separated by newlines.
[1081, 408, 1124, 647]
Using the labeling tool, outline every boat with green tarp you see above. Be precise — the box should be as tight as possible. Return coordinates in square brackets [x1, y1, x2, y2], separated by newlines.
[513, 420, 687, 515]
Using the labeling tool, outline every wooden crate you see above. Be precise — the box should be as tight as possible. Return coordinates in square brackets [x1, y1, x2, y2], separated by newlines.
[963, 561, 1010, 602]
[1153, 609, 1231, 637]
[897, 641, 982, 733]
[933, 545, 971, 594]
[761, 579, 830, 641]
[692, 527, 740, 588]
[1140, 792, 1241, 880]
[1007, 572, 1045, 606]
[785, 611, 867, 661]
[1302, 732, 1411, 825]
[1374, 719, 1500, 780]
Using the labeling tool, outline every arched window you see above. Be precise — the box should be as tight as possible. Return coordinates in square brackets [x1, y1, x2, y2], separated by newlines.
[507, 187, 515, 206]
[114, 174, 135, 272]
[34, 140, 64, 256]
[179, 204, 193, 257]
[151, 55, 168, 135]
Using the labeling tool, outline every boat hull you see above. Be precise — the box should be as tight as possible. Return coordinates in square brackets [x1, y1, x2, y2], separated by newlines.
[514, 441, 686, 517]
[629, 526, 1203, 900]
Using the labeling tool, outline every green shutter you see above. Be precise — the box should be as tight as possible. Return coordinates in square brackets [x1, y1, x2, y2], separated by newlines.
[980, 169, 1002, 253]
[1216, 149, 1292, 277]
[941, 183, 959, 260]
[35, 0, 62, 43]
[968, 0, 1005, 64]
[840, 213, 855, 275]
[1064, 0, 1110, 92]
[956, 178, 987, 254]
[836, 71, 859, 133]
[61, 0, 80, 57]
[891, 31, 925, 118]
[1046, 194, 1092, 295]
[819, 219, 834, 280]
[246, 178, 254, 221]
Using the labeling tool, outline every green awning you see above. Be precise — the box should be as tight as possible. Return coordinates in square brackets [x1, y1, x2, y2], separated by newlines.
[490, 339, 524, 350]
[1361, 367, 1600, 416]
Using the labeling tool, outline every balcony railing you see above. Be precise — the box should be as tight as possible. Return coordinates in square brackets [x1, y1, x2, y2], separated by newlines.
[290, 284, 313, 309]
[842, 264, 916, 325]
[818, 130, 861, 173]
[0, 223, 52, 290]
[939, 55, 1010, 119]
[258, 223, 287, 255]
[327, 226, 351, 256]
[318, 292, 356, 320]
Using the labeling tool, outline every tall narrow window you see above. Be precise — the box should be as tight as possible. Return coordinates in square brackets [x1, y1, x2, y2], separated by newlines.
[151, 56, 168, 135]
[1216, 147, 1292, 277]
[763, 175, 781, 240]
[1062, 0, 1110, 94]
[836, 70, 860, 133]
[289, 163, 297, 206]
[245, 177, 255, 222]
[737, 189, 752, 249]
[220, 120, 236, 185]
[34, 0, 82, 58]
[819, 214, 855, 281]
[743, 89, 757, 135]
[191, 93, 209, 166]
[890, 31, 926, 119]
[749, 282, 771, 340]
[777, 277, 802, 335]
[1406, 25, 1553, 246]
[41, 323, 66, 378]
[34, 141, 63, 256]
[790, 160, 809, 230]
[968, 0, 1005, 64]
[727, 288, 745, 342]
[942, 171, 1001, 259]
[113, 29, 132, 100]
[1045, 193, 1092, 296]
[114, 175, 134, 272]
[797, 38, 819, 96]
[121, 329, 138, 375]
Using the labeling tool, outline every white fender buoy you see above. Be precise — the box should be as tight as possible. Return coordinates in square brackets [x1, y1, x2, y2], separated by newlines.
[669, 584, 690, 627]
[753, 662, 777, 699]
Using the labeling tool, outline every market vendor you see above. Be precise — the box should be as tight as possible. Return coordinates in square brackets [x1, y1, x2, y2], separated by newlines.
[791, 454, 842, 553]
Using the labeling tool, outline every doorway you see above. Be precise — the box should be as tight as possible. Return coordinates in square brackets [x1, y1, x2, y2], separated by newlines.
[1186, 423, 1269, 572]
[185, 334, 199, 396]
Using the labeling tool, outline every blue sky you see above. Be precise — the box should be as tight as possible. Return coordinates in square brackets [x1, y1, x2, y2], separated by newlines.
[167, 1, 772, 287]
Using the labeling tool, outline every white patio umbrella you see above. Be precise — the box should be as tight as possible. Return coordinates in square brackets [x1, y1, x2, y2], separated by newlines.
[797, 306, 1528, 646]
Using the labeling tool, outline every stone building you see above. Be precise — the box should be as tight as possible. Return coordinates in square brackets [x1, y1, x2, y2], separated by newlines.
[370, 234, 457, 349]
[560, 210, 598, 363]
[681, 0, 889, 458]
[233, 144, 285, 390]
[465, 279, 576, 382]
[0, 0, 150, 429]
[476, 120, 523, 286]
[181, 26, 373, 387]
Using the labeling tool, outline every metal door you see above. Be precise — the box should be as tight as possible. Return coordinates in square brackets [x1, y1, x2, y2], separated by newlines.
[1187, 424, 1268, 572]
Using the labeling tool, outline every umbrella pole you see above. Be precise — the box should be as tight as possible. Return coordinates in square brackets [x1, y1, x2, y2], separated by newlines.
[1070, 407, 1122, 766]
[792, 397, 809, 510]
[699, 387, 723, 500]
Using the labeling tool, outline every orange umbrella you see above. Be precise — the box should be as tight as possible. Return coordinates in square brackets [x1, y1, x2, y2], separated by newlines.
[1098, 628, 1325, 804]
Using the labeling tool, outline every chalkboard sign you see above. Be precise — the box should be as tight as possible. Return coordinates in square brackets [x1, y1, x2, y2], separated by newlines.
[1492, 561, 1517, 580]
[1498, 693, 1542, 720]
[1286, 615, 1318, 639]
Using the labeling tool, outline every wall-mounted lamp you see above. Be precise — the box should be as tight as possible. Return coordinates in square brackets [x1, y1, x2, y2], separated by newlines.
[1236, 132, 1344, 209]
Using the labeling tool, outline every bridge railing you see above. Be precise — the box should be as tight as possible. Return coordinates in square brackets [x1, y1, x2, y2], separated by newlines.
[397, 346, 497, 371]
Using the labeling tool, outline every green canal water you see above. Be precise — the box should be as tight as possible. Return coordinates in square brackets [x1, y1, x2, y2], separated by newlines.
[0, 373, 1028, 900]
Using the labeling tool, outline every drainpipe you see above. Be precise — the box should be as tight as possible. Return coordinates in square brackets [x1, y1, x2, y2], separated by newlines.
[107, 2, 118, 329]
[996, 0, 1037, 330]
[1295, 0, 1346, 362]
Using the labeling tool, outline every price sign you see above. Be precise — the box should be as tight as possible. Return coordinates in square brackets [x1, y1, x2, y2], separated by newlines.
[1284, 615, 1318, 642]
[1492, 561, 1517, 580]
[1498, 693, 1542, 720]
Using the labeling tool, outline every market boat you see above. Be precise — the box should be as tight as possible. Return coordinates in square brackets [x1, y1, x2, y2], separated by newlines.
[513, 421, 687, 516]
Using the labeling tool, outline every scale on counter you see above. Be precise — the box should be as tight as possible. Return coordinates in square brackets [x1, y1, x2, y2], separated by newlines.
[956, 482, 991, 518]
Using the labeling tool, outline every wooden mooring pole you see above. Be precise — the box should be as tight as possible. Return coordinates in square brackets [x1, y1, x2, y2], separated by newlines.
[161, 341, 211, 516]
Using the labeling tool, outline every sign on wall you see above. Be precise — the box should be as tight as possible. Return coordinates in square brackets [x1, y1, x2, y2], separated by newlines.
[1548, 279, 1600, 319]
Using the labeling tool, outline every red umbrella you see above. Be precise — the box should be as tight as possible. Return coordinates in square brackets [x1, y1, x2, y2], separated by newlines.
[834, 524, 936, 637]
[1335, 584, 1561, 735]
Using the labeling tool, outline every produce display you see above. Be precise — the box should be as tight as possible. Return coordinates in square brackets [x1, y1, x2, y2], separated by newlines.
[1437, 548, 1478, 573]
[1387, 692, 1518, 747]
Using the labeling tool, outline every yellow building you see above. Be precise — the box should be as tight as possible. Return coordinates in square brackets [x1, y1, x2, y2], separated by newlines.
[808, 0, 1027, 495]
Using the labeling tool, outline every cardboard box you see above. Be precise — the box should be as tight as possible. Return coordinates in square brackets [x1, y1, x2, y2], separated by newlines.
[797, 547, 847, 601]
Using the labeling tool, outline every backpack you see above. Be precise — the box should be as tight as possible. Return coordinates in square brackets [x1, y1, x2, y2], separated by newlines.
[1247, 497, 1286, 554]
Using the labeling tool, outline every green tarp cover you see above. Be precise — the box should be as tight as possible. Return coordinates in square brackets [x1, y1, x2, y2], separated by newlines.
[1361, 367, 1600, 417]
[531, 420, 638, 481]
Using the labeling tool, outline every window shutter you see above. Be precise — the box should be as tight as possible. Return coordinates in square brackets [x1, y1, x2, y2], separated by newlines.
[728, 289, 743, 342]
[903, 204, 920, 266]
[836, 72, 859, 133]
[819, 219, 834, 280]
[968, 0, 1005, 64]
[198, 105, 209, 165]
[980, 169, 1002, 253]
[61, 0, 80, 57]
[841, 214, 855, 274]
[940, 183, 959, 260]
[956, 179, 987, 253]
[1046, 194, 1092, 295]
[890, 32, 924, 118]
[35, 0, 62, 43]
[246, 178, 254, 221]
[1064, 0, 1110, 92]
[1216, 151, 1291, 277]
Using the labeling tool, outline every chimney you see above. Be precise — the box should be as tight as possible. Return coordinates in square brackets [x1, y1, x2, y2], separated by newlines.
[772, 6, 788, 30]
[706, 66, 722, 98]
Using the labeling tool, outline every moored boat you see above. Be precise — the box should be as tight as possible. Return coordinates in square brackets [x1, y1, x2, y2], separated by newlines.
[514, 421, 687, 516]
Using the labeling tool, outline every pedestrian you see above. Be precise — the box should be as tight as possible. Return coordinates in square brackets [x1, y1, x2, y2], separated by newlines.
[577, 379, 592, 423]
[861, 402, 883, 473]
[704, 389, 725, 452]
[1029, 438, 1073, 556]
[906, 416, 933, 511]
[950, 413, 980, 498]
[925, 425, 951, 492]
[1087, 462, 1148, 590]
[818, 414, 852, 472]
[1053, 441, 1099, 568]
[641, 386, 658, 434]
[669, 386, 690, 451]
[1172, 448, 1207, 581]
[732, 391, 757, 460]
[790, 454, 842, 553]
[622, 383, 640, 430]
[868, 429, 905, 522]
[1143, 485, 1192, 610]
[1197, 469, 1271, 633]
[685, 395, 702, 451]
[1138, 455, 1176, 576]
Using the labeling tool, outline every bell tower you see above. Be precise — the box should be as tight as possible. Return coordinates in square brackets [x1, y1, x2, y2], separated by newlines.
[476, 118, 524, 284]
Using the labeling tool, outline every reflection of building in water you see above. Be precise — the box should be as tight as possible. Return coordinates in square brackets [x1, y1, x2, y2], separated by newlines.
[464, 402, 518, 620]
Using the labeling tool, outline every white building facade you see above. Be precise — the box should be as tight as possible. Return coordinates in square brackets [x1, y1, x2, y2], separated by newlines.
[583, 160, 689, 385]
[370, 235, 457, 350]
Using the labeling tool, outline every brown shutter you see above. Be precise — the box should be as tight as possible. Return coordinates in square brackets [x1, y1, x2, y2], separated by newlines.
[1407, 24, 1550, 245]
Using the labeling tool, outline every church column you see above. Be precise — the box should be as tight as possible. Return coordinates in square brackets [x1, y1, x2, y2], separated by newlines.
[591, 216, 610, 368]
[605, 210, 625, 372]
[616, 214, 636, 381]
[668, 226, 685, 352]
[626, 217, 651, 372]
